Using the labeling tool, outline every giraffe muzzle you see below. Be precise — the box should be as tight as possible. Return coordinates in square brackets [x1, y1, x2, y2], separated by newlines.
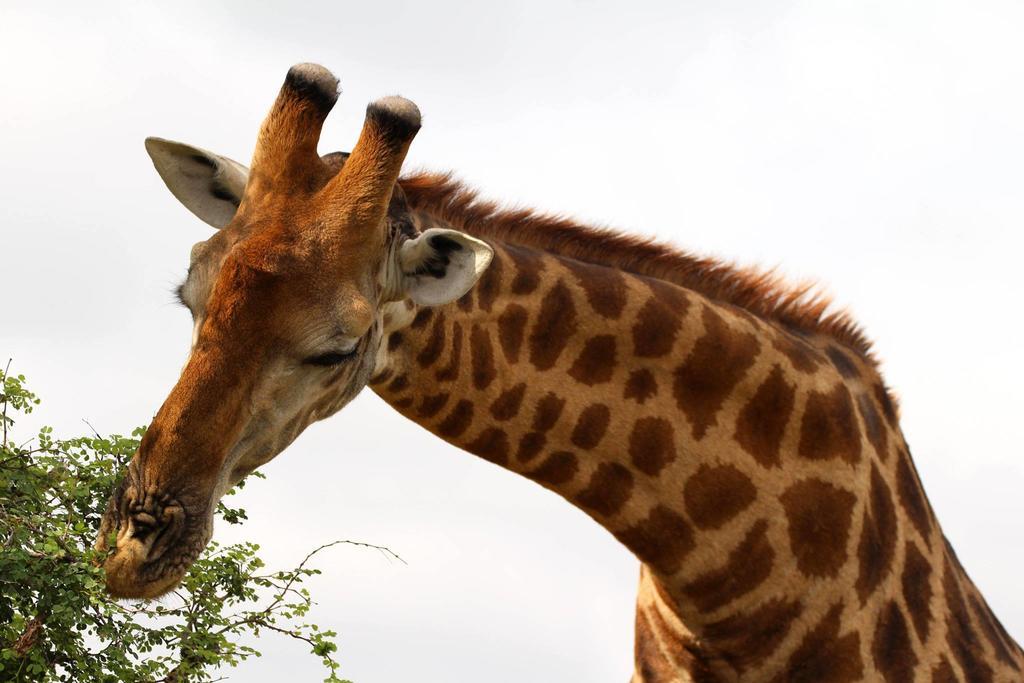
[100, 483, 212, 599]
[117, 492, 186, 563]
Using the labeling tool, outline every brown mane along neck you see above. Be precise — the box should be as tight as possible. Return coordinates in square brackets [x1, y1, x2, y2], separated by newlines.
[399, 172, 876, 363]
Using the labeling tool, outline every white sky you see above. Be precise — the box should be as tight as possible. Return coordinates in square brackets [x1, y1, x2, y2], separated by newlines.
[2, 1, 1023, 680]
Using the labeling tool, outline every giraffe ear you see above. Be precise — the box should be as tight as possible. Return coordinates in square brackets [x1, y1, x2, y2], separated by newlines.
[145, 137, 249, 229]
[397, 228, 494, 306]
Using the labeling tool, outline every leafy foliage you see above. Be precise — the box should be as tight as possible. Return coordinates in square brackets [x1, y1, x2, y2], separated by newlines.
[0, 366, 390, 682]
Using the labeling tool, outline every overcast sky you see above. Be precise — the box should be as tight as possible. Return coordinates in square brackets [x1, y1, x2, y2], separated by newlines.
[3, 1, 1023, 680]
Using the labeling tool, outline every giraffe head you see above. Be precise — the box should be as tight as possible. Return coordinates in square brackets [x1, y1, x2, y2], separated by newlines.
[97, 64, 492, 599]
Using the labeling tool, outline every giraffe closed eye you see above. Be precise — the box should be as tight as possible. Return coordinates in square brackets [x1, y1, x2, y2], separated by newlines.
[304, 350, 358, 367]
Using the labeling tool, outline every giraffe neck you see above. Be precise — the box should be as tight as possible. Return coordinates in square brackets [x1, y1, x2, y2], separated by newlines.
[369, 218, 1023, 680]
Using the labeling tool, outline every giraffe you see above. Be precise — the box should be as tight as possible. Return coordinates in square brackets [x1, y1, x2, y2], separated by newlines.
[97, 63, 1023, 681]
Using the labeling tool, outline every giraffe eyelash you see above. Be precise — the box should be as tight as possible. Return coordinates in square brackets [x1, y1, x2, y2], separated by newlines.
[303, 349, 358, 367]
[173, 282, 187, 307]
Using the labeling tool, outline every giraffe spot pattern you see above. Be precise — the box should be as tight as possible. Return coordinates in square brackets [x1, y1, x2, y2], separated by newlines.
[615, 505, 694, 575]
[771, 332, 821, 374]
[416, 312, 446, 367]
[931, 657, 957, 683]
[456, 289, 474, 312]
[648, 570, 678, 608]
[628, 417, 677, 477]
[634, 609, 684, 683]
[646, 277, 691, 310]
[734, 364, 796, 468]
[943, 549, 996, 682]
[703, 598, 803, 675]
[874, 382, 898, 426]
[673, 306, 761, 440]
[490, 383, 527, 421]
[645, 606, 718, 682]
[683, 463, 756, 530]
[497, 303, 528, 364]
[387, 332, 404, 351]
[568, 335, 617, 385]
[410, 308, 433, 329]
[771, 602, 863, 683]
[571, 404, 611, 450]
[632, 296, 684, 358]
[516, 432, 546, 463]
[465, 427, 510, 466]
[902, 541, 933, 643]
[872, 600, 917, 682]
[393, 396, 414, 410]
[856, 393, 888, 460]
[417, 392, 450, 418]
[474, 246, 502, 312]
[565, 259, 628, 319]
[896, 448, 933, 547]
[531, 451, 578, 486]
[950, 536, 1021, 665]
[387, 374, 409, 393]
[681, 519, 774, 613]
[528, 280, 578, 370]
[970, 591, 1020, 669]
[435, 321, 462, 382]
[798, 383, 861, 464]
[505, 243, 545, 295]
[470, 325, 497, 390]
[370, 370, 393, 387]
[998, 620, 1023, 665]
[532, 392, 566, 432]
[721, 304, 760, 329]
[780, 478, 857, 578]
[855, 463, 898, 604]
[369, 368, 393, 386]
[825, 345, 860, 379]
[575, 462, 634, 516]
[624, 369, 659, 404]
[438, 399, 474, 438]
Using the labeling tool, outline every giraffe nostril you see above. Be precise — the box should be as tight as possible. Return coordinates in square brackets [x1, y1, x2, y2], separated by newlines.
[134, 512, 157, 527]
[129, 511, 159, 542]
[119, 496, 187, 561]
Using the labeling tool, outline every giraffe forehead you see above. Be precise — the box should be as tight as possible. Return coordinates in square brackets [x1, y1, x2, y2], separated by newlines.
[180, 236, 378, 354]
[190, 214, 380, 292]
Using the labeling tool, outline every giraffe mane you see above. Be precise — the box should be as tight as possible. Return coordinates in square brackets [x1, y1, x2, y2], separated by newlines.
[398, 171, 878, 363]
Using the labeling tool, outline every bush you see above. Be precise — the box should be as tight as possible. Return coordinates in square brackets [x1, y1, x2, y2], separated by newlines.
[0, 365, 391, 682]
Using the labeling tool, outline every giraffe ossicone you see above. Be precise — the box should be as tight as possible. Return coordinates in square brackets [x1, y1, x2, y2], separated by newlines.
[97, 63, 1023, 681]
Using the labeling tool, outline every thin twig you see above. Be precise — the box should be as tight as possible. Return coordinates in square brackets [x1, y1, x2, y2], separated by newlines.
[2, 358, 12, 447]
[82, 419, 102, 439]
[257, 539, 405, 625]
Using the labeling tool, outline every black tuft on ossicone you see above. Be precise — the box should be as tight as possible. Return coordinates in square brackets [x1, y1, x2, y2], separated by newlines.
[366, 96, 422, 143]
[284, 63, 340, 114]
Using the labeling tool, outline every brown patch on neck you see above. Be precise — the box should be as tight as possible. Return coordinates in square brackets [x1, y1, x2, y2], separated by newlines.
[942, 545, 997, 681]
[635, 603, 720, 683]
[680, 519, 774, 614]
[854, 463, 897, 604]
[773, 602, 863, 682]
[702, 597, 804, 675]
